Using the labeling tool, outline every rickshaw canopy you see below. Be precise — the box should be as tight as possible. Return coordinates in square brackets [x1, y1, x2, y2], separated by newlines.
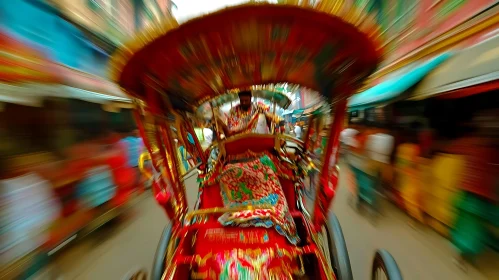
[110, 1, 383, 112]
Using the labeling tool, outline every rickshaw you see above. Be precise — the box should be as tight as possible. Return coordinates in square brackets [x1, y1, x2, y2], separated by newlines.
[110, 1, 403, 279]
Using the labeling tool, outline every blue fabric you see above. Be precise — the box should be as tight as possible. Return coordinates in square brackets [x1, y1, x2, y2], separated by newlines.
[348, 53, 452, 111]
[120, 136, 144, 167]
[187, 133, 195, 145]
[179, 146, 190, 171]
[349, 165, 378, 205]
[77, 166, 116, 208]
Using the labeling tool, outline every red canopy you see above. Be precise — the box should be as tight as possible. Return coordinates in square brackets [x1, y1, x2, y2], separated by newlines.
[110, 3, 383, 112]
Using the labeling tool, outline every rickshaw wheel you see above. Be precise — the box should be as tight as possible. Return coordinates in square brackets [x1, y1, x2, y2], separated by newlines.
[151, 223, 174, 280]
[371, 250, 403, 280]
[324, 213, 353, 280]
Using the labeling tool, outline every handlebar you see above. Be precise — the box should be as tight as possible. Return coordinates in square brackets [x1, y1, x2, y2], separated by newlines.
[138, 151, 153, 181]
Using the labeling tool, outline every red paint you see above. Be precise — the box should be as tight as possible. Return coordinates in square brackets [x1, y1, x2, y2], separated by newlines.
[313, 98, 347, 229]
[437, 80, 499, 100]
[155, 189, 176, 219]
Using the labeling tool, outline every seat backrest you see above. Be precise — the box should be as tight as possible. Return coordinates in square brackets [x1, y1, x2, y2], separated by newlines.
[223, 134, 276, 156]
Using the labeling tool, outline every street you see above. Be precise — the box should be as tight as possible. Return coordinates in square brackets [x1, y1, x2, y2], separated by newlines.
[47, 173, 497, 280]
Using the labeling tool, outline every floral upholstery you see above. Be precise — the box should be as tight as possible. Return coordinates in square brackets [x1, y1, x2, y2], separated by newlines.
[218, 154, 300, 245]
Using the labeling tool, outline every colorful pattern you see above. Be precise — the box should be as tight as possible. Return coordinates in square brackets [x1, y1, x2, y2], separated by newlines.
[111, 3, 383, 107]
[0, 30, 60, 84]
[227, 104, 269, 134]
[218, 155, 300, 245]
[204, 228, 270, 244]
[76, 166, 116, 208]
[196, 248, 299, 280]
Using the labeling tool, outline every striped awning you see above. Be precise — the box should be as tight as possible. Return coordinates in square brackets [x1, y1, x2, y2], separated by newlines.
[411, 35, 499, 100]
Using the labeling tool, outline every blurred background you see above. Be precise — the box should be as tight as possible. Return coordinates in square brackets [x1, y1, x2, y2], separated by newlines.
[0, 0, 498, 279]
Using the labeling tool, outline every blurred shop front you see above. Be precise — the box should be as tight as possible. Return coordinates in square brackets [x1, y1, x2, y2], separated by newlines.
[0, 2, 146, 279]
[344, 34, 499, 263]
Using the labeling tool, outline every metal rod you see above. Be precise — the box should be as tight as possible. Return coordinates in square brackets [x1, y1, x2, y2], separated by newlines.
[312, 98, 348, 229]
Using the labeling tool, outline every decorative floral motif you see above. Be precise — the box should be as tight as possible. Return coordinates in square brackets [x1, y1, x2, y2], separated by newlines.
[204, 228, 270, 244]
[218, 154, 300, 245]
[213, 248, 297, 280]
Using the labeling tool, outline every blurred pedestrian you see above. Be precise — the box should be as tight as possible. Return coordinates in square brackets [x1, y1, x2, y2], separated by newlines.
[119, 129, 145, 168]
[294, 123, 302, 139]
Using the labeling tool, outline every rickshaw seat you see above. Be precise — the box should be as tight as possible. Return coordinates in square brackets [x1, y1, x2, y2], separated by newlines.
[200, 183, 225, 208]
[199, 178, 297, 210]
[199, 134, 297, 210]
[222, 134, 276, 155]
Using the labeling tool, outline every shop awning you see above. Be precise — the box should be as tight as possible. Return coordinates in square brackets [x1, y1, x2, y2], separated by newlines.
[57, 66, 130, 100]
[0, 83, 131, 107]
[410, 35, 499, 100]
[0, 29, 130, 106]
[348, 53, 452, 111]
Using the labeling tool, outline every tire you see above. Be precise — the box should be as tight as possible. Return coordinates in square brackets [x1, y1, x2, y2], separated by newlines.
[371, 249, 403, 280]
[325, 213, 353, 280]
[151, 223, 173, 280]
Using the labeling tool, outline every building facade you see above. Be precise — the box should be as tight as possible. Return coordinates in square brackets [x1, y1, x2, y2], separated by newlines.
[353, 0, 498, 85]
[48, 0, 172, 46]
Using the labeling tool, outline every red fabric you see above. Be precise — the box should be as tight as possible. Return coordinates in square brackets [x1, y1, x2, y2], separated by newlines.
[280, 178, 296, 211]
[351, 132, 367, 153]
[192, 226, 297, 279]
[154, 190, 176, 219]
[112, 167, 137, 189]
[45, 210, 94, 248]
[200, 184, 225, 208]
[111, 189, 133, 207]
[106, 149, 127, 169]
[224, 135, 275, 155]
[195, 227, 290, 256]
[118, 5, 381, 104]
[446, 137, 498, 201]
[61, 200, 78, 217]
[218, 155, 300, 245]
[418, 130, 433, 157]
[104, 142, 139, 189]
[437, 80, 499, 100]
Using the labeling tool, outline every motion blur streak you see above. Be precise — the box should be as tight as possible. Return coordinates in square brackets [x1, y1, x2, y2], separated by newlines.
[1, 1, 498, 280]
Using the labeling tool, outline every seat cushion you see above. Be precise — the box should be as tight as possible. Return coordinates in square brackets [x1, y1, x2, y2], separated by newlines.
[218, 154, 300, 245]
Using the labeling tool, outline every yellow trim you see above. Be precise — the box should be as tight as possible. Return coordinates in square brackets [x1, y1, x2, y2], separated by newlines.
[109, 0, 383, 85]
[138, 151, 153, 181]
